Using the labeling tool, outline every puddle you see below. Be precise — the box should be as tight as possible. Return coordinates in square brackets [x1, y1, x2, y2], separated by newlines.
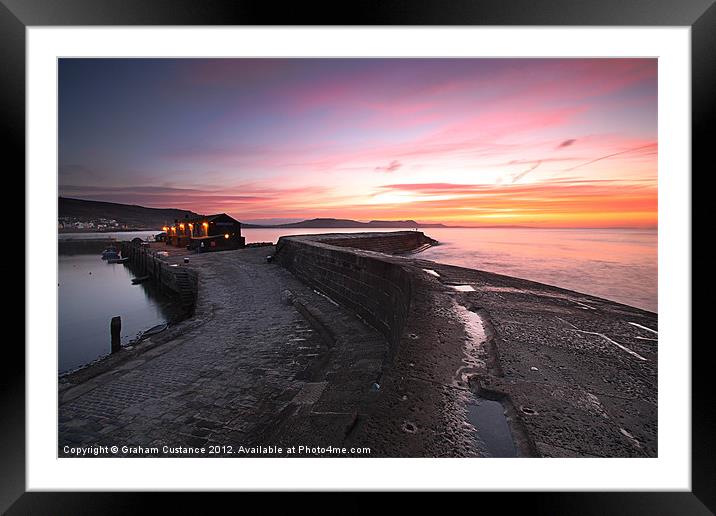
[574, 301, 596, 310]
[466, 398, 518, 458]
[628, 322, 658, 335]
[482, 286, 526, 294]
[452, 302, 518, 457]
[482, 286, 599, 310]
[451, 285, 475, 292]
[452, 302, 488, 385]
[422, 268, 440, 278]
[619, 427, 641, 448]
[402, 421, 418, 433]
[313, 288, 339, 306]
[574, 329, 647, 361]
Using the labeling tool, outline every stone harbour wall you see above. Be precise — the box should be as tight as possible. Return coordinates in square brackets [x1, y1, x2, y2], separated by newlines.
[121, 241, 198, 314]
[58, 238, 119, 255]
[324, 231, 435, 254]
[274, 232, 432, 356]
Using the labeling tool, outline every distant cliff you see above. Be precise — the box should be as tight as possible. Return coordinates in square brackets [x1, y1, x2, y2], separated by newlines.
[243, 218, 448, 229]
[59, 197, 451, 230]
[59, 197, 202, 229]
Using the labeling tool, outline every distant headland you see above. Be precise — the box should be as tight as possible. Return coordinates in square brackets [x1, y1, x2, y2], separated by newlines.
[57, 197, 489, 231]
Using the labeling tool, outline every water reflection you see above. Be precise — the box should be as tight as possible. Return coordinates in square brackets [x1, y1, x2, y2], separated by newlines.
[466, 398, 518, 458]
[58, 252, 182, 374]
[417, 228, 657, 313]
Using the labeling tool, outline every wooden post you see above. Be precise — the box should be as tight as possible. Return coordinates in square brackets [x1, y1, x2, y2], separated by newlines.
[111, 316, 121, 354]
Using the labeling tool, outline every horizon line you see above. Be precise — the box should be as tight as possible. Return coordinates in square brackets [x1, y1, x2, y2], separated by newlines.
[58, 196, 657, 231]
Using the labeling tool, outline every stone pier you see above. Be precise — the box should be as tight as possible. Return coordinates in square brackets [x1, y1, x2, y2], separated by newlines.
[59, 231, 657, 458]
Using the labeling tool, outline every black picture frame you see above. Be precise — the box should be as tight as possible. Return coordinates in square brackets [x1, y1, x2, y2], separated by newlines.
[4, 0, 713, 513]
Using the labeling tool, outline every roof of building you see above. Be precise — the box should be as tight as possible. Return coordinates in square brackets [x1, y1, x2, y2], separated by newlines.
[205, 213, 233, 221]
[176, 213, 241, 225]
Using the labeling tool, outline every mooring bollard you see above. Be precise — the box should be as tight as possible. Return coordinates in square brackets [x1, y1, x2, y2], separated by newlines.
[111, 316, 121, 354]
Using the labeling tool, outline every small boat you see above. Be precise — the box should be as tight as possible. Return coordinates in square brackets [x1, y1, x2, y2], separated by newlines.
[107, 257, 129, 264]
[101, 247, 120, 260]
[131, 275, 151, 284]
[141, 323, 168, 339]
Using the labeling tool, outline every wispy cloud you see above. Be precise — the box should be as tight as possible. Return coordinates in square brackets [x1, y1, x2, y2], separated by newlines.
[512, 161, 541, 183]
[375, 160, 402, 173]
[564, 142, 657, 172]
[59, 183, 335, 218]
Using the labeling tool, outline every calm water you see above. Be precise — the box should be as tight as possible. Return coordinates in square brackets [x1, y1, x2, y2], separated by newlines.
[58, 253, 182, 374]
[58, 230, 161, 241]
[242, 227, 657, 313]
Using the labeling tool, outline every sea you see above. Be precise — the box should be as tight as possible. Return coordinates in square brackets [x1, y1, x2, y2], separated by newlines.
[58, 250, 183, 373]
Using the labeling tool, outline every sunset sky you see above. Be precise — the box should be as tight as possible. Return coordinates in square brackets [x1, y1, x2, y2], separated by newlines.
[59, 58, 657, 227]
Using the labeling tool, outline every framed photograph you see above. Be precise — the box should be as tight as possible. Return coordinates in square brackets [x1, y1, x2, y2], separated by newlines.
[6, 0, 712, 512]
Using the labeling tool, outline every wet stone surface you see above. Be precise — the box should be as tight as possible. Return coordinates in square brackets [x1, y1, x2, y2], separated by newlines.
[402, 258, 658, 457]
[59, 247, 388, 457]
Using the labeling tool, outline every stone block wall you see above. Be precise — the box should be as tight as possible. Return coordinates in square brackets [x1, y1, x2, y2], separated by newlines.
[275, 232, 432, 357]
[58, 238, 118, 255]
[121, 242, 198, 313]
[324, 231, 434, 254]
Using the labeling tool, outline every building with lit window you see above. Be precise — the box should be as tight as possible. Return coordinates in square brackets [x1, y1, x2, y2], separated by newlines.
[163, 213, 245, 251]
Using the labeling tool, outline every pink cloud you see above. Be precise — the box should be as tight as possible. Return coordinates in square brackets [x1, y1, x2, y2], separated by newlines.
[374, 160, 402, 173]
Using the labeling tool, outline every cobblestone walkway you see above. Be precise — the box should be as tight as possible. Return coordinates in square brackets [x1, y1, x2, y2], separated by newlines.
[59, 247, 387, 457]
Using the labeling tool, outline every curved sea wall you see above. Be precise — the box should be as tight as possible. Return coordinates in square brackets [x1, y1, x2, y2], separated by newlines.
[120, 241, 198, 314]
[322, 231, 436, 254]
[274, 232, 434, 354]
[58, 238, 119, 255]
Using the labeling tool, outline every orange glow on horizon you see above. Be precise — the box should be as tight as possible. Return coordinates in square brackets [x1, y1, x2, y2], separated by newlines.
[207, 178, 657, 228]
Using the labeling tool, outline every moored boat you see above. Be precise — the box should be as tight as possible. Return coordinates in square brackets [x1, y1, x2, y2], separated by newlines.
[101, 246, 120, 260]
[141, 323, 168, 339]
